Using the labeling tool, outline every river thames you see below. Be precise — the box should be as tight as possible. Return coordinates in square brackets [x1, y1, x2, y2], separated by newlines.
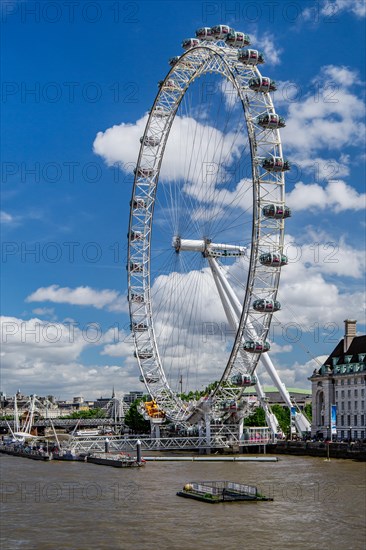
[1, 453, 365, 549]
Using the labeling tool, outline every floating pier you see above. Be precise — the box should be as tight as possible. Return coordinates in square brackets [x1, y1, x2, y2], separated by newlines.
[144, 456, 278, 462]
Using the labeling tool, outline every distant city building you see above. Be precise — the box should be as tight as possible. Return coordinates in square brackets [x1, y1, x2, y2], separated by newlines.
[243, 386, 311, 409]
[123, 391, 144, 404]
[309, 319, 366, 440]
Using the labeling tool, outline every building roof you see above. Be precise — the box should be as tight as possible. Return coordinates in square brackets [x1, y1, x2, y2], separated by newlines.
[311, 334, 366, 378]
[243, 386, 311, 395]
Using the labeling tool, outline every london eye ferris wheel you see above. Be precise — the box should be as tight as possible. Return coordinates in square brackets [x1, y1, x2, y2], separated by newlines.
[127, 25, 298, 431]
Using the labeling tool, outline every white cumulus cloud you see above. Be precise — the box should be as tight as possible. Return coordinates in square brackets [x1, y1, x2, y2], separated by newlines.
[286, 180, 366, 213]
[26, 285, 128, 313]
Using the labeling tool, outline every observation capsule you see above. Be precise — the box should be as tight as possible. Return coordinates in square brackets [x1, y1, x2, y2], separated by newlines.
[129, 262, 143, 272]
[262, 204, 291, 219]
[130, 322, 148, 332]
[169, 56, 180, 66]
[252, 299, 281, 312]
[259, 253, 288, 267]
[134, 167, 155, 178]
[182, 38, 200, 50]
[130, 293, 144, 303]
[256, 113, 285, 129]
[134, 350, 153, 360]
[139, 373, 159, 384]
[231, 373, 257, 386]
[129, 230, 143, 241]
[158, 79, 179, 91]
[210, 24, 233, 39]
[195, 27, 214, 40]
[248, 76, 277, 93]
[149, 106, 170, 117]
[238, 48, 264, 65]
[140, 135, 160, 147]
[132, 197, 147, 210]
[262, 157, 290, 172]
[225, 31, 250, 48]
[243, 341, 270, 353]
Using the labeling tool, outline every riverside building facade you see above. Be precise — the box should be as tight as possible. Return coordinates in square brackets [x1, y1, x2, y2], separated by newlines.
[309, 319, 366, 441]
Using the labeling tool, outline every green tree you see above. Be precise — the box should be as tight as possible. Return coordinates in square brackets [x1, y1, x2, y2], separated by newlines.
[244, 407, 266, 427]
[124, 400, 150, 434]
[304, 403, 312, 421]
[65, 408, 106, 419]
[271, 404, 290, 433]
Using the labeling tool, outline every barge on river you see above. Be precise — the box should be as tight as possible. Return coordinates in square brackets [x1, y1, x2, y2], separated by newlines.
[177, 481, 273, 503]
[86, 452, 145, 468]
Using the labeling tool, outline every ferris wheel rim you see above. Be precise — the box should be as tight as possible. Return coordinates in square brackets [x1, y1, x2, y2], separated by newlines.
[127, 37, 287, 423]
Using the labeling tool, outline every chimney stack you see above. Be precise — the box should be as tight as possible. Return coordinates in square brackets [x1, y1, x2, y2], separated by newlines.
[344, 319, 357, 353]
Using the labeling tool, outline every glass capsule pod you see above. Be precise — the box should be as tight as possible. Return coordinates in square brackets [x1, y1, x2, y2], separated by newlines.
[248, 76, 277, 92]
[130, 293, 144, 303]
[243, 340, 270, 353]
[132, 197, 147, 210]
[262, 157, 290, 172]
[158, 79, 179, 91]
[129, 262, 143, 272]
[225, 31, 250, 48]
[257, 113, 285, 129]
[139, 373, 159, 384]
[231, 373, 257, 386]
[195, 27, 214, 40]
[262, 204, 291, 219]
[134, 350, 153, 359]
[169, 56, 180, 66]
[252, 298, 281, 312]
[182, 38, 200, 50]
[134, 167, 155, 178]
[210, 24, 233, 39]
[129, 230, 143, 241]
[238, 48, 264, 65]
[130, 322, 147, 332]
[140, 135, 160, 147]
[149, 106, 170, 117]
[259, 252, 288, 266]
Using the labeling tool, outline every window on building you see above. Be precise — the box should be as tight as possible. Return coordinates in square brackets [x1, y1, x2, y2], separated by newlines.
[354, 415, 358, 426]
[361, 415, 364, 426]
[348, 401, 351, 410]
[348, 390, 351, 397]
[341, 390, 345, 399]
[355, 389, 358, 397]
[347, 415, 351, 426]
[355, 401, 358, 410]
[341, 380, 344, 386]
[341, 402, 345, 411]
[354, 378, 358, 385]
[362, 401, 365, 410]
[335, 390, 338, 399]
[340, 415, 344, 426]
[347, 379, 351, 385]
[341, 430, 344, 439]
[354, 430, 358, 439]
[361, 389, 365, 397]
[361, 431, 365, 439]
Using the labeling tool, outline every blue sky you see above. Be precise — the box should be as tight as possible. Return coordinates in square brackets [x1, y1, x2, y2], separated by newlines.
[1, 0, 365, 399]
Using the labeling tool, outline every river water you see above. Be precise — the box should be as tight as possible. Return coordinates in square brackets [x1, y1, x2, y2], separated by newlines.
[1, 453, 365, 550]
